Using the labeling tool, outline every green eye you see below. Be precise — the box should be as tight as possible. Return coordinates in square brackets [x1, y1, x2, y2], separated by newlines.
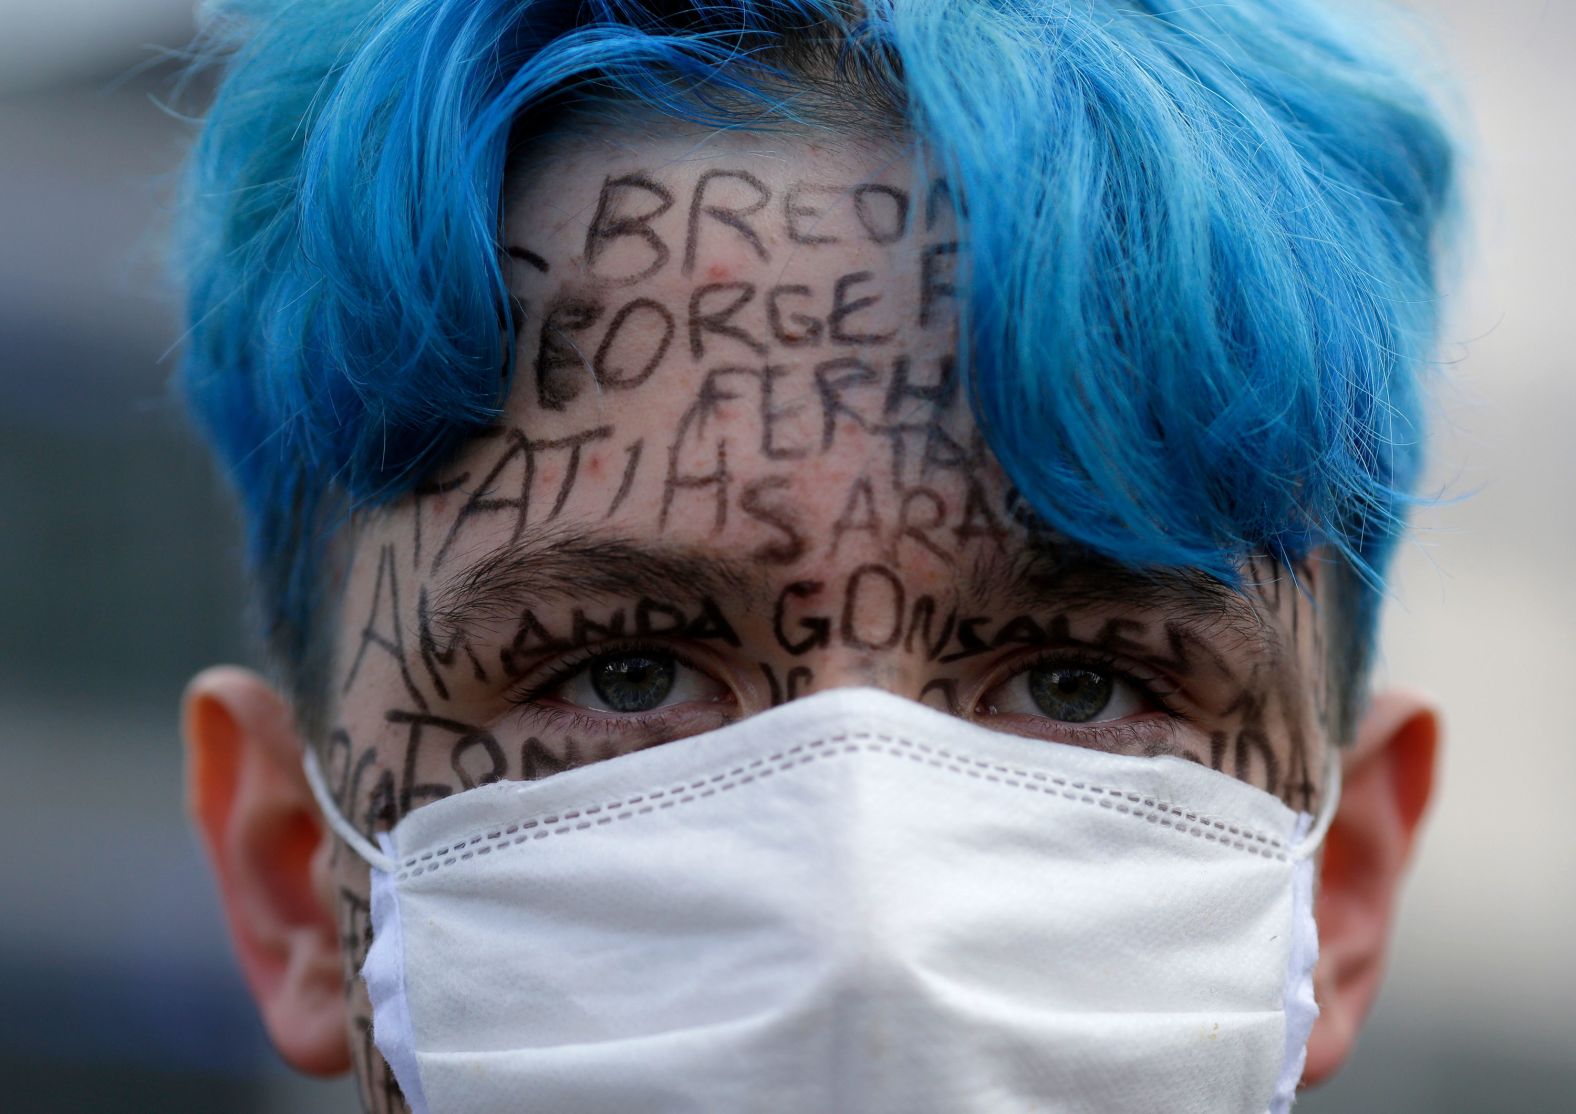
[1026, 666, 1114, 723]
[588, 652, 677, 713]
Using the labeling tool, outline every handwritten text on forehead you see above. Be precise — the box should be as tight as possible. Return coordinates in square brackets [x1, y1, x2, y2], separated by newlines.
[445, 165, 994, 574]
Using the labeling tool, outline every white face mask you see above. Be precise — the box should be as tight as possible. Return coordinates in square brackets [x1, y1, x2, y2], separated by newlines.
[308, 686, 1338, 1114]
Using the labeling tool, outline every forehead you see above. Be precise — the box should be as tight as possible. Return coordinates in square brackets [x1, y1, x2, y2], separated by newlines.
[505, 126, 938, 296]
[473, 129, 980, 573]
[406, 125, 1303, 662]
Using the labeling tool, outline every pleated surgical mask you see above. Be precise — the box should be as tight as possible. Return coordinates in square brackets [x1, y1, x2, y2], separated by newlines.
[307, 686, 1339, 1114]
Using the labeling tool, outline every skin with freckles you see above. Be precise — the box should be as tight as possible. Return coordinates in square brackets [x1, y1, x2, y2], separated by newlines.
[297, 128, 1338, 1110]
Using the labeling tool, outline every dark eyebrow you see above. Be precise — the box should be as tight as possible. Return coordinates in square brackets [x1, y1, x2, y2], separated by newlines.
[425, 523, 772, 645]
[428, 521, 1286, 669]
[971, 541, 1286, 666]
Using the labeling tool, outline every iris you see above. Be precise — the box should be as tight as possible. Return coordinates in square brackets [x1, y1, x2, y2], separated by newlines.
[589, 652, 677, 713]
[1027, 666, 1113, 723]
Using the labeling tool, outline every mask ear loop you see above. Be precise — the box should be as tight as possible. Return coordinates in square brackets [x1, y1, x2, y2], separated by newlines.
[303, 747, 398, 874]
[1292, 747, 1344, 861]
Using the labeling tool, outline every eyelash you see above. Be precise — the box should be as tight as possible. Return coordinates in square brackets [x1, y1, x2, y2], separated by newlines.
[994, 647, 1182, 708]
[503, 638, 1191, 747]
[976, 647, 1193, 744]
[501, 638, 728, 737]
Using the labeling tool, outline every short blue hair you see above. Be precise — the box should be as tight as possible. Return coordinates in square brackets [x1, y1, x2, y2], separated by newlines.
[174, 0, 1456, 730]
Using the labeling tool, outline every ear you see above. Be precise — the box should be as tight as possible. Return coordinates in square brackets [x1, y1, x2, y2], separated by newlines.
[1302, 687, 1440, 1086]
[182, 665, 351, 1076]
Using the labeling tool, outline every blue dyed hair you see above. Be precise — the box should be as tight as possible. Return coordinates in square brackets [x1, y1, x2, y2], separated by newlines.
[174, 0, 1456, 736]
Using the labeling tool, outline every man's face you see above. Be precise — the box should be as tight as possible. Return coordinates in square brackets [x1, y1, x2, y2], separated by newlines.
[319, 127, 1331, 1109]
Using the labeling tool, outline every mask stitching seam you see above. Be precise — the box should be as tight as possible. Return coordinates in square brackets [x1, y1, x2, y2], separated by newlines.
[396, 730, 1289, 879]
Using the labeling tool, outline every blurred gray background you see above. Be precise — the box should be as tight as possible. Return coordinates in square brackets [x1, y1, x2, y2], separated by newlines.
[1, 1, 1570, 1110]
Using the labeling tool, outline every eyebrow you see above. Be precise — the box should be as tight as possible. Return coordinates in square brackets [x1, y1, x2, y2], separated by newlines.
[982, 547, 1309, 801]
[424, 524, 774, 646]
[426, 522, 1284, 669]
[971, 542, 1285, 666]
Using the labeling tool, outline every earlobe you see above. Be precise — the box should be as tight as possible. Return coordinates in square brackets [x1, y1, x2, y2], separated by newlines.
[1302, 688, 1441, 1087]
[182, 666, 352, 1076]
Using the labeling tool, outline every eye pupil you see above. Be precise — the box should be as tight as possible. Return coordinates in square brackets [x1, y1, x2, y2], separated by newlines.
[589, 653, 676, 713]
[1028, 666, 1113, 723]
